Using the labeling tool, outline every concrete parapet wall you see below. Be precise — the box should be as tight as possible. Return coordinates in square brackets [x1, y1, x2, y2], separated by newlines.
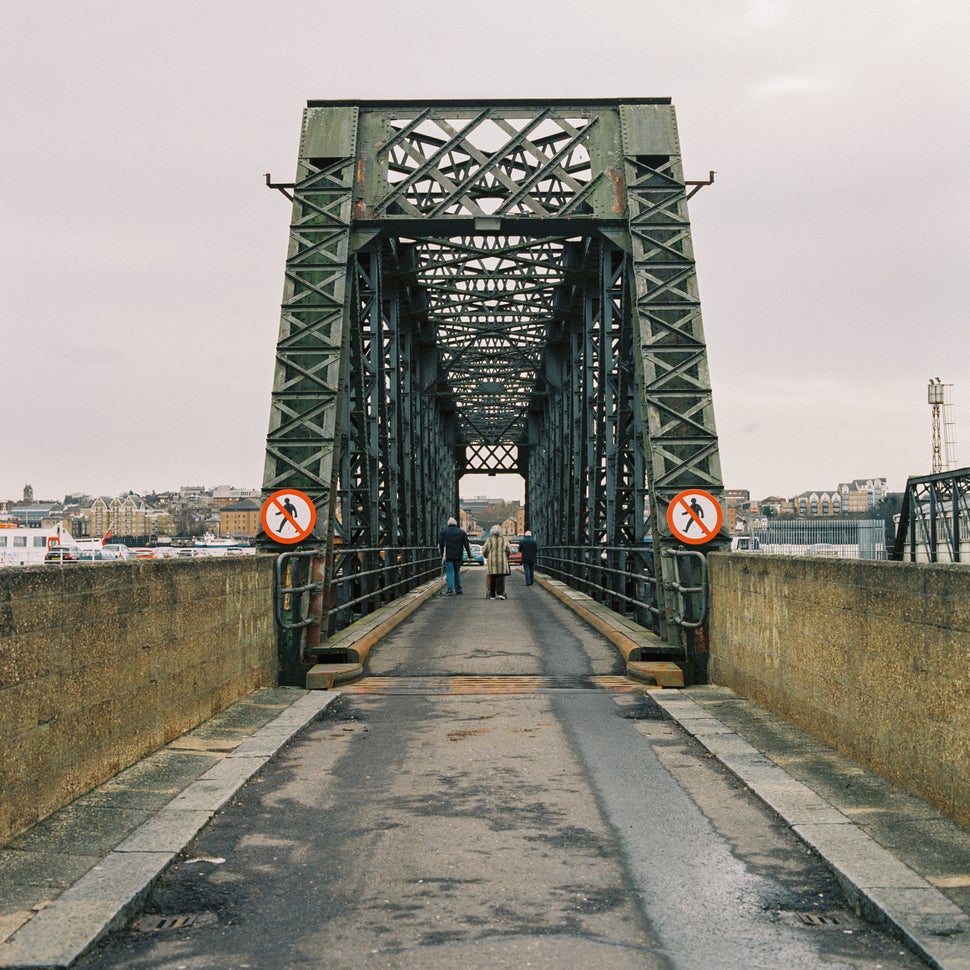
[0, 557, 278, 846]
[708, 554, 970, 826]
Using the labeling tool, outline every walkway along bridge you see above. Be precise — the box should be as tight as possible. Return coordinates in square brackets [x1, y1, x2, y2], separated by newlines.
[260, 98, 725, 684]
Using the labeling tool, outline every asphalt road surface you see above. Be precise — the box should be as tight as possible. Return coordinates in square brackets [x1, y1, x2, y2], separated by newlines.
[76, 569, 924, 968]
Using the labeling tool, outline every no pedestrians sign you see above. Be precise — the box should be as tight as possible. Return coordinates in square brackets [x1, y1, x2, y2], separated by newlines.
[666, 489, 723, 545]
[260, 489, 317, 545]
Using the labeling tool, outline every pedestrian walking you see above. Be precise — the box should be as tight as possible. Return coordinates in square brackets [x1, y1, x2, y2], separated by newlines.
[519, 530, 538, 586]
[438, 516, 472, 596]
[482, 524, 511, 600]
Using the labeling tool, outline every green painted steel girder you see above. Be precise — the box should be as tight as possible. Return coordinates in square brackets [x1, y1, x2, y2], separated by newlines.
[263, 98, 725, 650]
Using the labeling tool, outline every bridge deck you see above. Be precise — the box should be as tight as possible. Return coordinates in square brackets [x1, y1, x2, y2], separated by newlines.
[1, 569, 968, 968]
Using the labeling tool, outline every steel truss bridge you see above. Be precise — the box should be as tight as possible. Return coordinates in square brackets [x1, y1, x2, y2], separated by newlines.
[262, 99, 725, 681]
[893, 467, 970, 563]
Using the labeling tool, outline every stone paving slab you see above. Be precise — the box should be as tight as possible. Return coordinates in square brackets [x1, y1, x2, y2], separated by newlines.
[165, 756, 271, 813]
[0, 851, 176, 970]
[653, 688, 970, 970]
[114, 809, 215, 854]
[0, 688, 339, 969]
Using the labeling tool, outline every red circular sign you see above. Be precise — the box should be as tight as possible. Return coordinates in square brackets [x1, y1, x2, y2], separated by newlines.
[260, 489, 318, 545]
[665, 489, 723, 545]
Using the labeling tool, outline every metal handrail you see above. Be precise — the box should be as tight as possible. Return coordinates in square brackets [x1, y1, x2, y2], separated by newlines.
[273, 544, 440, 638]
[664, 548, 708, 629]
[540, 544, 661, 631]
[274, 548, 325, 631]
[327, 545, 440, 632]
[277, 541, 708, 644]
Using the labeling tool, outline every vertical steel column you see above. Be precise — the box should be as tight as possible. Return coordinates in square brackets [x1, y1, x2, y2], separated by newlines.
[338, 249, 379, 548]
[584, 264, 602, 547]
[380, 246, 402, 546]
[620, 104, 725, 652]
[263, 105, 360, 547]
[600, 243, 624, 547]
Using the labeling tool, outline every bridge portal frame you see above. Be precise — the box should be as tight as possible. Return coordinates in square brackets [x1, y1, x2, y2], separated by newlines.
[263, 98, 725, 660]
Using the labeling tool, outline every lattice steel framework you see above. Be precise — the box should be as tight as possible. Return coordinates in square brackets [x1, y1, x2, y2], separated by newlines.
[263, 99, 725, 647]
[893, 468, 970, 563]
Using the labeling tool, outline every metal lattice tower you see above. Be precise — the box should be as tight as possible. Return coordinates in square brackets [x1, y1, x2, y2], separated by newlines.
[263, 99, 725, 646]
[928, 378, 956, 474]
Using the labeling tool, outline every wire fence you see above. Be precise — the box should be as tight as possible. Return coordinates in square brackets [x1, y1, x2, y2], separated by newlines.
[749, 519, 888, 559]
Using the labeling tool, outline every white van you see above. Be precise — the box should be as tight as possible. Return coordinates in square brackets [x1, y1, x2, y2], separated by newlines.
[730, 536, 761, 552]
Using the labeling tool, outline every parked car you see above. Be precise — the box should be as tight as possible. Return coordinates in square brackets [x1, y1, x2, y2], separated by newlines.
[100, 544, 131, 560]
[464, 543, 484, 565]
[508, 542, 521, 565]
[44, 546, 80, 562]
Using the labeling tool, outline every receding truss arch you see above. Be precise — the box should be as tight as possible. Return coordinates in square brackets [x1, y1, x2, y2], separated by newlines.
[264, 98, 724, 659]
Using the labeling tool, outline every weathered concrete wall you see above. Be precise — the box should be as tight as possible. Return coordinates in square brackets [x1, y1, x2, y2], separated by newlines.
[708, 554, 970, 826]
[0, 556, 278, 845]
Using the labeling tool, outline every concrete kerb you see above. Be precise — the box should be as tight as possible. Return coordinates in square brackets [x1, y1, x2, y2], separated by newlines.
[306, 576, 443, 689]
[0, 690, 340, 970]
[651, 691, 970, 970]
[536, 575, 666, 666]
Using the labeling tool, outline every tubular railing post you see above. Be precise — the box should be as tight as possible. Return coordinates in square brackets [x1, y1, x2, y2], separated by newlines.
[278, 554, 301, 686]
[304, 551, 328, 657]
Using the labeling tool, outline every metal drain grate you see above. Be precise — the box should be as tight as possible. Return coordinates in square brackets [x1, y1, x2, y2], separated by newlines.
[134, 913, 198, 932]
[339, 675, 646, 695]
[797, 911, 845, 927]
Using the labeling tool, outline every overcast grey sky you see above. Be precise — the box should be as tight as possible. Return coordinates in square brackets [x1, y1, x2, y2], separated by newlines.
[2, 0, 967, 505]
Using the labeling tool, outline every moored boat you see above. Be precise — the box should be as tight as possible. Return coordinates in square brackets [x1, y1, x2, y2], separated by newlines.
[0, 525, 77, 566]
[193, 532, 236, 549]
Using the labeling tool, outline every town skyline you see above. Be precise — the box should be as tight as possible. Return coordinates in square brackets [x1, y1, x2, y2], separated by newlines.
[1, 473, 897, 512]
[1, 3, 966, 514]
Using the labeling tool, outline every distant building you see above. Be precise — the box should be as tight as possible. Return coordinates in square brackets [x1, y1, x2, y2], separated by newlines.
[792, 490, 842, 517]
[211, 485, 260, 510]
[8, 504, 53, 527]
[459, 508, 480, 535]
[722, 490, 751, 532]
[792, 477, 888, 517]
[178, 485, 212, 507]
[219, 498, 261, 538]
[461, 495, 494, 517]
[838, 478, 888, 512]
[78, 495, 175, 540]
[759, 496, 793, 516]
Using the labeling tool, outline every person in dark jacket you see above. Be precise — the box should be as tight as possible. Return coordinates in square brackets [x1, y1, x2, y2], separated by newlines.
[438, 517, 472, 595]
[519, 531, 538, 586]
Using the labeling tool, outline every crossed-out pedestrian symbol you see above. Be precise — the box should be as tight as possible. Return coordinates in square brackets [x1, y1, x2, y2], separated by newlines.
[666, 490, 723, 545]
[260, 489, 317, 545]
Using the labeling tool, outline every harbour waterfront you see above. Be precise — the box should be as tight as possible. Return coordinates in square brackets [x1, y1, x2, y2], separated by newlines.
[0, 525, 254, 567]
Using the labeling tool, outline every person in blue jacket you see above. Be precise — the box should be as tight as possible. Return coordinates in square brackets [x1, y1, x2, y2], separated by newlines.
[519, 531, 538, 586]
[438, 517, 472, 595]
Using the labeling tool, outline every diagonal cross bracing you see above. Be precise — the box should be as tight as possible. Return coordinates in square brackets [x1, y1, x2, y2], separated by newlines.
[264, 99, 724, 655]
